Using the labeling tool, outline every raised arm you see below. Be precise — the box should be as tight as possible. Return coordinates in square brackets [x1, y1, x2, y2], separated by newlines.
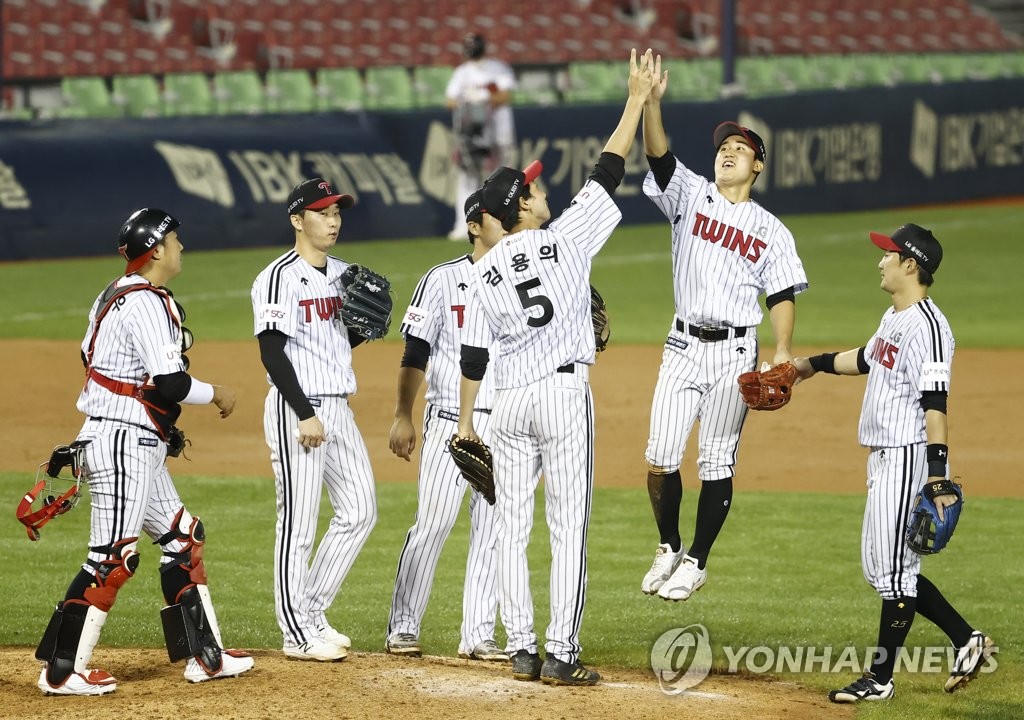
[643, 51, 669, 158]
[602, 48, 655, 159]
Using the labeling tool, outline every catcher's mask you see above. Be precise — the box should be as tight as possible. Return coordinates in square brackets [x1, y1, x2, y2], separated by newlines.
[16, 441, 89, 541]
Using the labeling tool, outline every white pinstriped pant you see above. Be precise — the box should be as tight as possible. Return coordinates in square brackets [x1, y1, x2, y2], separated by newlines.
[492, 366, 593, 665]
[263, 389, 377, 647]
[387, 406, 500, 651]
[645, 330, 757, 480]
[863, 445, 928, 599]
[77, 418, 196, 570]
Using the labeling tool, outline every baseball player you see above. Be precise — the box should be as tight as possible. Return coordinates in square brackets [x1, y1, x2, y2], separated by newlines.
[35, 208, 253, 696]
[455, 49, 655, 686]
[250, 178, 377, 662]
[445, 32, 516, 240]
[792, 224, 995, 703]
[639, 54, 809, 602]
[385, 190, 509, 661]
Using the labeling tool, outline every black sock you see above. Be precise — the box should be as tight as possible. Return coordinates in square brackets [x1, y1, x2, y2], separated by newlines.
[647, 471, 682, 552]
[687, 477, 733, 569]
[869, 596, 917, 684]
[916, 575, 973, 648]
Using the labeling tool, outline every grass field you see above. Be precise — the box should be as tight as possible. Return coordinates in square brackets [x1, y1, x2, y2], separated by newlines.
[2, 203, 1020, 716]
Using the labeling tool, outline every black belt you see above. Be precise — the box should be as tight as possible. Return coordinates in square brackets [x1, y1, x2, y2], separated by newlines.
[557, 364, 574, 374]
[675, 319, 749, 342]
[437, 408, 491, 422]
[88, 416, 162, 437]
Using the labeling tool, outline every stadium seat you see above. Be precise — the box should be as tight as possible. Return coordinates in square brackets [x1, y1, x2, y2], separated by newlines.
[163, 72, 214, 116]
[364, 66, 415, 110]
[213, 70, 265, 115]
[265, 69, 315, 113]
[412, 65, 453, 108]
[112, 74, 162, 117]
[315, 67, 364, 111]
[58, 76, 119, 117]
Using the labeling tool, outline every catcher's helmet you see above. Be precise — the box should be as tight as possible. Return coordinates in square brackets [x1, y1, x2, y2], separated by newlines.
[119, 207, 180, 274]
[464, 33, 485, 60]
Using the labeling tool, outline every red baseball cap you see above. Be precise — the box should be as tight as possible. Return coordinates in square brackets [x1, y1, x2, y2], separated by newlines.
[870, 224, 942, 274]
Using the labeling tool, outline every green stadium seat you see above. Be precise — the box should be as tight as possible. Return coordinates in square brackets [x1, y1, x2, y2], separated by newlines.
[775, 55, 827, 92]
[964, 52, 1007, 80]
[929, 54, 969, 83]
[412, 66, 453, 108]
[265, 70, 315, 113]
[512, 87, 559, 106]
[213, 71, 265, 115]
[59, 76, 119, 118]
[737, 57, 785, 97]
[112, 74, 162, 118]
[364, 66, 415, 110]
[854, 54, 898, 88]
[0, 107, 33, 121]
[316, 67, 364, 111]
[163, 73, 214, 116]
[565, 61, 622, 103]
[816, 55, 859, 90]
[891, 54, 936, 85]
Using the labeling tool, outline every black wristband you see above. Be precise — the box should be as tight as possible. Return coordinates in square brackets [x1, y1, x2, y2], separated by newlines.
[808, 352, 838, 374]
[927, 443, 948, 477]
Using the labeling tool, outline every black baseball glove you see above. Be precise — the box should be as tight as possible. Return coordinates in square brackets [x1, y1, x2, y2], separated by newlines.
[339, 264, 393, 340]
[448, 434, 495, 505]
[591, 284, 610, 353]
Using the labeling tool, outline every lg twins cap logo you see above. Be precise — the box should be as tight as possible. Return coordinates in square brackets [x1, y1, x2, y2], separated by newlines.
[319, 181, 332, 193]
[651, 624, 713, 695]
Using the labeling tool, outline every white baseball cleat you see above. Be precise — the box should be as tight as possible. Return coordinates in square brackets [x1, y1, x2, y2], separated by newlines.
[641, 543, 684, 594]
[283, 637, 347, 662]
[38, 666, 117, 696]
[184, 650, 254, 683]
[829, 672, 894, 703]
[317, 623, 352, 650]
[657, 554, 706, 601]
[945, 631, 996, 692]
[459, 639, 509, 662]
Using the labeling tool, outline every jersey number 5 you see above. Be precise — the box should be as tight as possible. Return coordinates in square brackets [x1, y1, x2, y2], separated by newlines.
[515, 278, 553, 327]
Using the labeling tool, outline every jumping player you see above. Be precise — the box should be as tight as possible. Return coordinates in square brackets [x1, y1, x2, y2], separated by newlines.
[251, 179, 377, 662]
[455, 49, 655, 686]
[385, 190, 509, 661]
[639, 54, 809, 602]
[36, 208, 253, 696]
[792, 224, 996, 703]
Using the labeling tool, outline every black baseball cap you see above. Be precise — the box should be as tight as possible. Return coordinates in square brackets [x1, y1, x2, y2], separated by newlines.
[119, 207, 180, 274]
[870, 223, 943, 274]
[464, 189, 485, 222]
[286, 177, 354, 216]
[713, 121, 766, 163]
[481, 160, 542, 221]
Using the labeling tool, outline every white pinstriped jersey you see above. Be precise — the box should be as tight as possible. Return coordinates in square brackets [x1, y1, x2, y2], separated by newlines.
[251, 251, 356, 397]
[858, 298, 954, 448]
[463, 179, 621, 388]
[76, 275, 186, 429]
[643, 158, 809, 327]
[399, 255, 496, 410]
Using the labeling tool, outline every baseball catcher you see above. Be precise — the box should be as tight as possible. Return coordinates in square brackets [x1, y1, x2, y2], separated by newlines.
[737, 361, 797, 411]
[448, 434, 495, 505]
[906, 478, 964, 554]
[339, 264, 393, 340]
[591, 285, 610, 353]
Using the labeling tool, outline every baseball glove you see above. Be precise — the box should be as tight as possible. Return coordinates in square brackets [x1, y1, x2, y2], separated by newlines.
[737, 361, 798, 411]
[591, 285, 610, 353]
[906, 478, 964, 555]
[448, 434, 495, 505]
[339, 264, 393, 340]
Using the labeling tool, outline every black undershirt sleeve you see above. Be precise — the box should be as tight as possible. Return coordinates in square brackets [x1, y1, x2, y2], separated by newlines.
[588, 152, 627, 195]
[856, 347, 870, 374]
[765, 287, 796, 310]
[257, 330, 315, 421]
[647, 150, 677, 192]
[919, 390, 948, 413]
[152, 372, 192, 402]
[401, 336, 431, 371]
[460, 345, 489, 381]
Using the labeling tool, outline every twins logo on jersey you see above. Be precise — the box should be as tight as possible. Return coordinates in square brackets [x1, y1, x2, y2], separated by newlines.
[691, 212, 767, 263]
[298, 296, 344, 323]
[869, 336, 899, 369]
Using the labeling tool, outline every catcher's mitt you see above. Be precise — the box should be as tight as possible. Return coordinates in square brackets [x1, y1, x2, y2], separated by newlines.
[448, 434, 495, 505]
[591, 285, 610, 353]
[339, 264, 393, 340]
[737, 361, 797, 411]
[906, 478, 964, 555]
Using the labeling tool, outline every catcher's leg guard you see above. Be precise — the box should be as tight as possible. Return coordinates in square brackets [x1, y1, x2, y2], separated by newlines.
[157, 508, 226, 672]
